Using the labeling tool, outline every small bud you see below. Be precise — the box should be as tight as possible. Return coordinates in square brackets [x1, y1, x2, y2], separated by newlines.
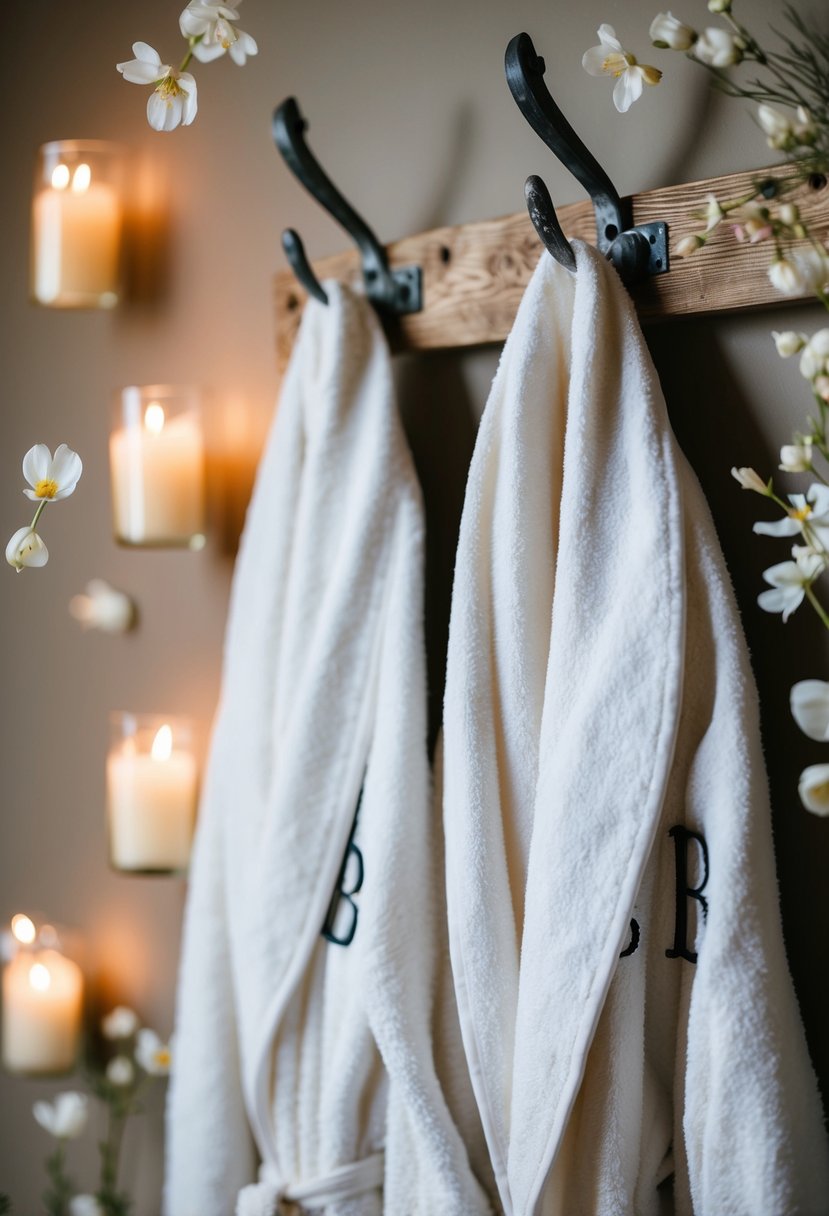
[675, 233, 705, 257]
[779, 439, 813, 473]
[778, 202, 799, 226]
[707, 0, 731, 11]
[6, 526, 48, 572]
[772, 331, 806, 357]
[649, 12, 697, 51]
[731, 467, 769, 494]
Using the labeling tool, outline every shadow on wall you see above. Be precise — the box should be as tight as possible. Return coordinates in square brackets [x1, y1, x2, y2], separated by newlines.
[396, 349, 481, 755]
[647, 318, 829, 1104]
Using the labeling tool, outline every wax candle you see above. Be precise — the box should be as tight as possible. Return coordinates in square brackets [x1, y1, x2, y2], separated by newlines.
[2, 948, 83, 1075]
[107, 716, 198, 873]
[31, 143, 125, 308]
[110, 386, 206, 548]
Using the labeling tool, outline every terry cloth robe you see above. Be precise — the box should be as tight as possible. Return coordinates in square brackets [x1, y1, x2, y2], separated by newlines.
[442, 240, 829, 1216]
[165, 282, 492, 1216]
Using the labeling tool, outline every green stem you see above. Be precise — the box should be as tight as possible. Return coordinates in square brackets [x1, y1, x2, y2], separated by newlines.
[30, 500, 47, 531]
[805, 582, 829, 630]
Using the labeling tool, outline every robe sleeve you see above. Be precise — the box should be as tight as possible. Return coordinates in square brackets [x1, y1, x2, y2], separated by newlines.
[164, 767, 257, 1216]
[676, 518, 829, 1215]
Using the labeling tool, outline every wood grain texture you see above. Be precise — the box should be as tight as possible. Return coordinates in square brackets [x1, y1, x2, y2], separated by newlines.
[274, 164, 829, 369]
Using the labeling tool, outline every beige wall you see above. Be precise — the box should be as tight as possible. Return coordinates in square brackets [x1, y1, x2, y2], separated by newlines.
[1, 0, 826, 1210]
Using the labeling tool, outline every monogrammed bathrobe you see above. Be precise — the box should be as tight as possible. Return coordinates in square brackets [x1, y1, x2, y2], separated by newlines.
[165, 283, 490, 1216]
[443, 241, 829, 1216]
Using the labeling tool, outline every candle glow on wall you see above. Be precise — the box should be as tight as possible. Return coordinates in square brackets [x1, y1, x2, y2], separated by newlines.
[31, 140, 125, 308]
[110, 385, 207, 548]
[1, 917, 84, 1076]
[107, 713, 199, 874]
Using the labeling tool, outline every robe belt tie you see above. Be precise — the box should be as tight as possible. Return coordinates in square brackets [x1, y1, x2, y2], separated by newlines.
[236, 1152, 385, 1215]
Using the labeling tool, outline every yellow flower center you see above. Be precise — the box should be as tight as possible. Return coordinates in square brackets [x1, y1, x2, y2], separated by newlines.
[155, 1048, 171, 1068]
[602, 51, 632, 77]
[810, 780, 829, 803]
[34, 479, 58, 499]
[791, 504, 813, 522]
[159, 75, 184, 100]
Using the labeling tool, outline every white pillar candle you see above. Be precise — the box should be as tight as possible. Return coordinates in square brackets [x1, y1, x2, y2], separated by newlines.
[110, 392, 206, 547]
[32, 160, 122, 307]
[2, 949, 83, 1075]
[107, 722, 198, 872]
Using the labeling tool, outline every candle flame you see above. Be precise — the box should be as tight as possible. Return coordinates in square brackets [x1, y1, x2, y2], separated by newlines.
[10, 914, 36, 945]
[151, 724, 173, 762]
[71, 163, 91, 194]
[29, 963, 51, 992]
[145, 403, 165, 435]
[51, 164, 70, 191]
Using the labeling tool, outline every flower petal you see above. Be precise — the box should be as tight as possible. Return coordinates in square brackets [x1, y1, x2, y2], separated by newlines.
[22, 444, 51, 489]
[192, 39, 227, 61]
[596, 23, 623, 51]
[133, 42, 162, 65]
[49, 444, 83, 494]
[33, 1101, 57, 1135]
[798, 763, 829, 815]
[752, 517, 802, 538]
[791, 680, 829, 741]
[582, 44, 612, 75]
[117, 58, 163, 83]
[613, 67, 644, 113]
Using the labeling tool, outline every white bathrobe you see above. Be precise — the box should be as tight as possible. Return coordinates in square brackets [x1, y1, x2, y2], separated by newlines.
[165, 282, 491, 1216]
[442, 241, 829, 1216]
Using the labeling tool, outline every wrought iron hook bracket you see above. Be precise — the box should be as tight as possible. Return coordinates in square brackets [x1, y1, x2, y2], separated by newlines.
[272, 97, 422, 315]
[505, 33, 668, 285]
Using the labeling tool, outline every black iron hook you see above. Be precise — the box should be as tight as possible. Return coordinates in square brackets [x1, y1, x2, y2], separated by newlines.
[505, 33, 668, 284]
[272, 97, 422, 315]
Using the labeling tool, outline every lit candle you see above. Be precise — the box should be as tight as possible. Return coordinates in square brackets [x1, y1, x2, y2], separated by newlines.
[2, 945, 83, 1075]
[107, 720, 198, 872]
[110, 388, 206, 547]
[32, 158, 122, 307]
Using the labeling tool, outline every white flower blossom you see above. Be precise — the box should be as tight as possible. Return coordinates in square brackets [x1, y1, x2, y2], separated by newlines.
[107, 1055, 135, 1087]
[703, 192, 725, 232]
[779, 439, 813, 473]
[117, 43, 198, 131]
[136, 1028, 172, 1076]
[754, 484, 829, 550]
[791, 679, 829, 741]
[180, 2, 258, 65]
[102, 1005, 140, 1039]
[772, 330, 806, 358]
[692, 27, 743, 66]
[793, 105, 817, 144]
[768, 256, 805, 296]
[731, 466, 769, 494]
[33, 1093, 89, 1140]
[798, 763, 829, 815]
[22, 444, 82, 503]
[757, 103, 792, 149]
[649, 12, 697, 50]
[582, 25, 662, 113]
[757, 552, 825, 621]
[675, 233, 705, 257]
[799, 329, 829, 380]
[69, 1197, 105, 1216]
[790, 248, 829, 299]
[6, 526, 48, 572]
[69, 579, 135, 634]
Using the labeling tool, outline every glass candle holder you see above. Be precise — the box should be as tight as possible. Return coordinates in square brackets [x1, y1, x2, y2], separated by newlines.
[1, 919, 84, 1076]
[110, 385, 207, 549]
[107, 713, 199, 874]
[31, 140, 126, 308]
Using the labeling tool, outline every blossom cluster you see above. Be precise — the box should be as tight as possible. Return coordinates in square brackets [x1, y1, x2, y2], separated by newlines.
[731, 322, 829, 815]
[32, 1006, 172, 1216]
[117, 1, 257, 132]
[6, 444, 82, 573]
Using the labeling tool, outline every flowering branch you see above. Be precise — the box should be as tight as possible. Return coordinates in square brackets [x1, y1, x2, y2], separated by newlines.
[117, 2, 258, 131]
[6, 444, 83, 573]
